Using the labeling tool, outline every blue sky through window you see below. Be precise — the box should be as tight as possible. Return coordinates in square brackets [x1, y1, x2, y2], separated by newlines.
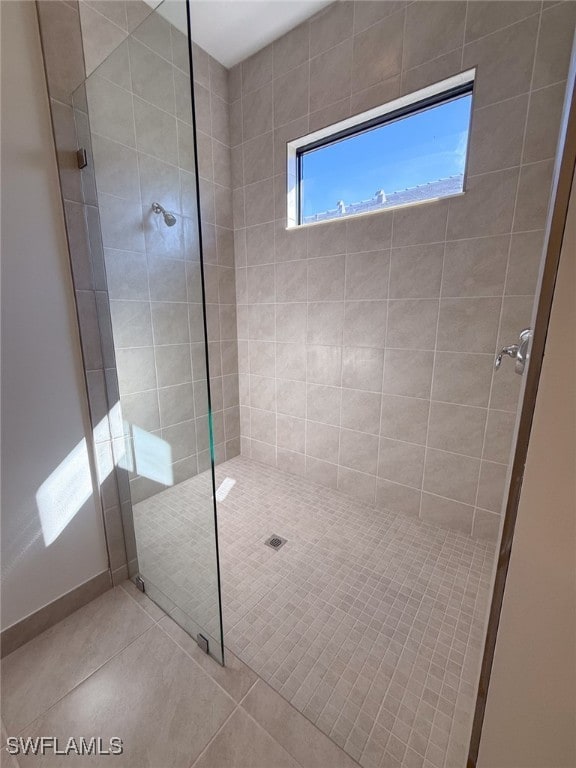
[300, 94, 472, 219]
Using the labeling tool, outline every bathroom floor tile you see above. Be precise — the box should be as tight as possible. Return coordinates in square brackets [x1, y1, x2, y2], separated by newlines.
[133, 456, 495, 768]
[0, 742, 19, 768]
[192, 708, 301, 768]
[1, 718, 19, 768]
[119, 578, 166, 622]
[159, 615, 258, 702]
[243, 679, 358, 768]
[16, 625, 235, 768]
[1, 587, 154, 733]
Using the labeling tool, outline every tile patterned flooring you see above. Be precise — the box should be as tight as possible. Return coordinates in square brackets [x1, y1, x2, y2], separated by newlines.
[133, 456, 496, 768]
[2, 583, 356, 768]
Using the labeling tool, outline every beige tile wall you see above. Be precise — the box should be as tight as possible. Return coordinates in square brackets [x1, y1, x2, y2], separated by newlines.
[80, 4, 239, 503]
[229, 0, 575, 539]
[190, 40, 242, 469]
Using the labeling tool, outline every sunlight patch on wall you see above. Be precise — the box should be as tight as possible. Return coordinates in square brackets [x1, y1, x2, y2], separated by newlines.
[132, 425, 173, 486]
[35, 439, 93, 546]
[35, 407, 174, 547]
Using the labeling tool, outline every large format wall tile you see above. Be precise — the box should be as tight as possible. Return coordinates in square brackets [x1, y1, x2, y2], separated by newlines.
[463, 14, 539, 108]
[442, 236, 509, 297]
[37, 1, 86, 104]
[352, 10, 403, 91]
[464, 1, 539, 44]
[84, 16, 239, 502]
[86, 76, 136, 146]
[403, 1, 466, 71]
[229, 0, 573, 537]
[80, 2, 127, 76]
[55, 0, 573, 537]
[311, 39, 353, 112]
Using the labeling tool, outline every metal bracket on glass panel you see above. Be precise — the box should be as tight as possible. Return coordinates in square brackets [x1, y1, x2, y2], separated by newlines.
[196, 634, 209, 655]
[76, 148, 87, 169]
[135, 576, 145, 593]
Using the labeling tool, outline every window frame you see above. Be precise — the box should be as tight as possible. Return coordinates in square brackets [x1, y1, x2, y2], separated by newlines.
[286, 69, 476, 228]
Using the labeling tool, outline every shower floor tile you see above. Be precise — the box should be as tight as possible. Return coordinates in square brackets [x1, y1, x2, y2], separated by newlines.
[133, 456, 496, 768]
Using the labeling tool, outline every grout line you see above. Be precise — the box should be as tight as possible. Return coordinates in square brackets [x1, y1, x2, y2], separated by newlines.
[154, 618, 237, 706]
[207, 68, 227, 430]
[462, 4, 542, 50]
[188, 705, 239, 768]
[124, 22, 164, 466]
[461, 1, 469, 71]
[470, 0, 545, 533]
[80, 0, 129, 39]
[238, 705, 308, 768]
[237, 678, 259, 707]
[419, 207, 449, 525]
[14, 615, 156, 737]
[219, 451, 492, 523]
[334, 240, 347, 495]
[375, 216, 395, 509]
[109, 387, 518, 424]
[118, 580, 163, 624]
[270, 41, 279, 473]
[400, 0, 409, 77]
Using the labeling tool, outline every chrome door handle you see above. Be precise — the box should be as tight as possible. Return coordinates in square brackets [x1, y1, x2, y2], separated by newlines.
[495, 328, 532, 374]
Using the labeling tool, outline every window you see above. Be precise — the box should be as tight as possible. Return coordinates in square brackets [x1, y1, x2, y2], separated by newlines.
[286, 70, 475, 227]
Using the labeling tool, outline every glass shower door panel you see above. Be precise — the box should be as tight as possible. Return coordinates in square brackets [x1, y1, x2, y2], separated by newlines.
[81, 0, 223, 662]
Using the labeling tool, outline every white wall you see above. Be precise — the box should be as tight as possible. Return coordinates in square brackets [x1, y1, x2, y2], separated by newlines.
[478, 173, 576, 766]
[0, 0, 109, 631]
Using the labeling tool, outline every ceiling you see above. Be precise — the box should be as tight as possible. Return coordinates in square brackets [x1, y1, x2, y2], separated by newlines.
[153, 0, 332, 68]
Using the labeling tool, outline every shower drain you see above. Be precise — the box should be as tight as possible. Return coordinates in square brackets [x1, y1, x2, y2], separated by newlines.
[265, 534, 287, 551]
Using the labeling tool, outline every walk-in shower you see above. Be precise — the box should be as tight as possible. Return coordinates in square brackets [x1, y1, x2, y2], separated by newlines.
[36, 0, 576, 765]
